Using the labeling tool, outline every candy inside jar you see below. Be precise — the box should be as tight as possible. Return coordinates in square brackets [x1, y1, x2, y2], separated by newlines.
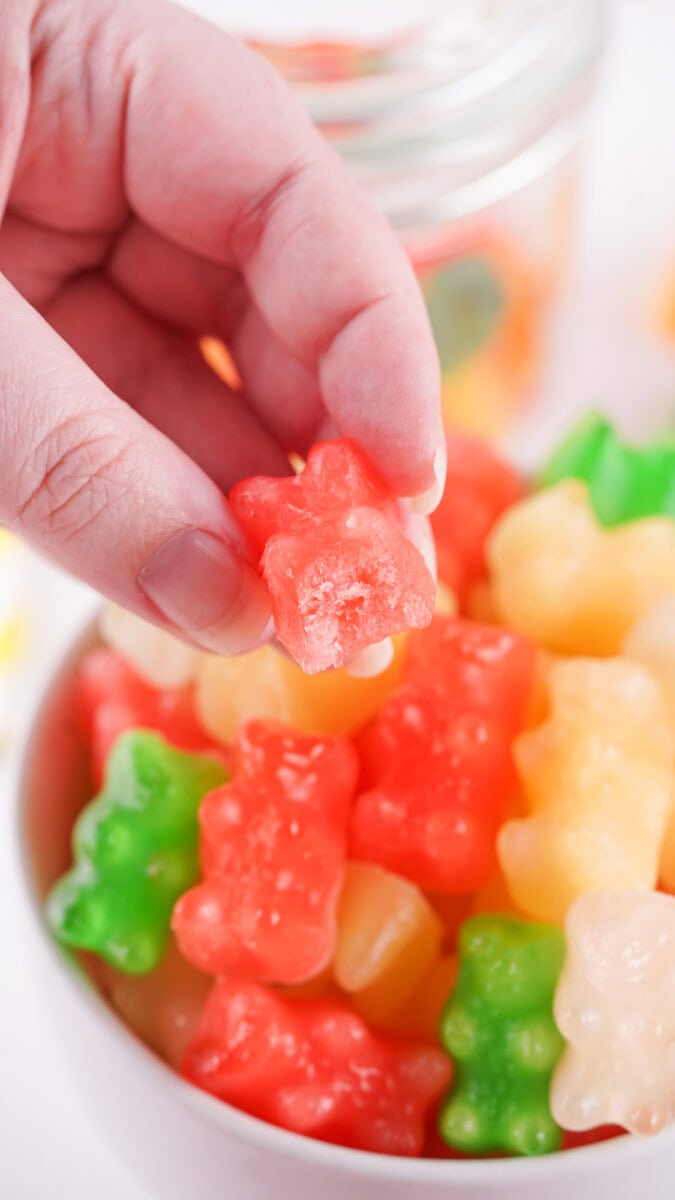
[183, 0, 607, 435]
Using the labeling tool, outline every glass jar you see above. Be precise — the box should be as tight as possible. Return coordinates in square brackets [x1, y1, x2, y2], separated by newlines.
[185, 0, 608, 436]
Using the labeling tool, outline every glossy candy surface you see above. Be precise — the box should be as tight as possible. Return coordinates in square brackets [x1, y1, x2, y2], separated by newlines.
[230, 440, 435, 673]
[333, 862, 443, 1024]
[195, 637, 404, 745]
[488, 481, 675, 655]
[351, 617, 535, 892]
[540, 412, 675, 525]
[47, 732, 226, 973]
[183, 980, 451, 1155]
[98, 938, 210, 1068]
[431, 432, 524, 602]
[623, 598, 675, 889]
[499, 657, 674, 923]
[552, 891, 675, 1136]
[173, 721, 358, 983]
[77, 648, 212, 787]
[439, 914, 565, 1156]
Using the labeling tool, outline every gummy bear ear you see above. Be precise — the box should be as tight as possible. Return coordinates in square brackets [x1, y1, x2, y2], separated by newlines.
[460, 916, 502, 963]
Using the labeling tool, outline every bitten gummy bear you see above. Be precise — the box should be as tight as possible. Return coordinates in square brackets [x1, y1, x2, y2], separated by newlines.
[183, 980, 451, 1155]
[488, 481, 675, 655]
[552, 890, 675, 1136]
[431, 431, 524, 602]
[498, 657, 674, 924]
[540, 412, 675, 525]
[173, 721, 358, 983]
[350, 617, 535, 892]
[439, 914, 565, 1156]
[333, 862, 442, 1023]
[47, 732, 226, 973]
[229, 440, 435, 673]
[77, 648, 212, 787]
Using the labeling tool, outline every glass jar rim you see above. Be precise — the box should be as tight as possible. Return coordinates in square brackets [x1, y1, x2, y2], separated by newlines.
[246, 0, 608, 236]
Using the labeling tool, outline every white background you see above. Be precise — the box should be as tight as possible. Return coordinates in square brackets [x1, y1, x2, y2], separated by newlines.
[1, 1, 674, 1196]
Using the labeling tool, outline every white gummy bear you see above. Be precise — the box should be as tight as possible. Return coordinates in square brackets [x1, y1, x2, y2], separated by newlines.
[552, 890, 675, 1136]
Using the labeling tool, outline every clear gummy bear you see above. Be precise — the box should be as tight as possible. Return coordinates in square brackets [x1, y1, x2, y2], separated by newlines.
[552, 890, 675, 1137]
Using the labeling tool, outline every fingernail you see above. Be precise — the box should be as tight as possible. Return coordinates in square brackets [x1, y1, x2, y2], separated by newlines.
[345, 638, 395, 679]
[410, 439, 447, 516]
[138, 528, 272, 656]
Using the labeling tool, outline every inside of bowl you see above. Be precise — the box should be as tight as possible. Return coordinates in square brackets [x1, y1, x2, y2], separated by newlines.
[22, 630, 97, 898]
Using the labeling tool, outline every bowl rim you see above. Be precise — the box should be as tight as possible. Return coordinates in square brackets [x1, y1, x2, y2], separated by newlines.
[12, 615, 675, 1186]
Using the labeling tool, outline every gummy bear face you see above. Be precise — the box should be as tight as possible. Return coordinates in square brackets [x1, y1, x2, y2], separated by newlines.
[460, 915, 565, 1016]
[552, 891, 675, 1135]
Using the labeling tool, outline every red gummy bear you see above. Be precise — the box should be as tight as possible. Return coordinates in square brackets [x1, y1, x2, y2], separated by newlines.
[431, 432, 524, 603]
[77, 648, 213, 788]
[561, 1127, 624, 1151]
[183, 980, 451, 1156]
[230, 440, 435, 673]
[351, 617, 535, 893]
[173, 721, 358, 983]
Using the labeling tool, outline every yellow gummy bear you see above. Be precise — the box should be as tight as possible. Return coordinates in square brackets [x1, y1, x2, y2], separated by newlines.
[195, 637, 405, 744]
[333, 862, 442, 1024]
[498, 656, 675, 924]
[487, 480, 675, 655]
[623, 597, 675, 890]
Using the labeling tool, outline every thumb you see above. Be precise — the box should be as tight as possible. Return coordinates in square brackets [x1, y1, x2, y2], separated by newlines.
[0, 275, 271, 655]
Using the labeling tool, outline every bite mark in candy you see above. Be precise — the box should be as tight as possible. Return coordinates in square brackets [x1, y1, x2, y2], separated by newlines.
[439, 914, 565, 1156]
[350, 617, 536, 893]
[46, 731, 227, 974]
[498, 657, 674, 924]
[183, 980, 451, 1155]
[172, 721, 358, 983]
[551, 890, 675, 1137]
[229, 440, 435, 673]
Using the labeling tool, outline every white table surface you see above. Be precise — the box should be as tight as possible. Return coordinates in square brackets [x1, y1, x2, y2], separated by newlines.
[1, 0, 674, 1196]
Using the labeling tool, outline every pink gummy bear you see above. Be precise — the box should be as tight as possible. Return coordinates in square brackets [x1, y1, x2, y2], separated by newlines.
[552, 890, 675, 1136]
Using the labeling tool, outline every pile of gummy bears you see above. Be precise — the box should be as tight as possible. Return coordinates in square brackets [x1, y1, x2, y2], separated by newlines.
[47, 412, 675, 1159]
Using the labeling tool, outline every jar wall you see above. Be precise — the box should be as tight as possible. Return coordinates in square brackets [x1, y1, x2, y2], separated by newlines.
[408, 154, 578, 436]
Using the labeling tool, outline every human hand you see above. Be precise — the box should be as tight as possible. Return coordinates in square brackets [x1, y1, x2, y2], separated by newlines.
[0, 0, 443, 656]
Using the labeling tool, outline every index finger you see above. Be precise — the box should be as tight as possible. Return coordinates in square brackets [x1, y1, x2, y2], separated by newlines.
[29, 0, 444, 501]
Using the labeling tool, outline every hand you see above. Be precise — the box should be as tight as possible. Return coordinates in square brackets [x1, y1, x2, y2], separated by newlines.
[0, 0, 443, 656]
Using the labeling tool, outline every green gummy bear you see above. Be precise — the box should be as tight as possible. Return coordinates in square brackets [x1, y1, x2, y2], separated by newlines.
[439, 914, 565, 1157]
[46, 730, 226, 974]
[539, 411, 675, 526]
[426, 256, 505, 375]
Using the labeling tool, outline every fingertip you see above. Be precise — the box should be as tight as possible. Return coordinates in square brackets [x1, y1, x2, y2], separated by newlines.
[320, 295, 443, 498]
[345, 638, 395, 679]
[409, 439, 447, 516]
[137, 528, 273, 656]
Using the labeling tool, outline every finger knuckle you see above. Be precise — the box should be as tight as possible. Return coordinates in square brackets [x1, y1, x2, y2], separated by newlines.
[13, 410, 132, 544]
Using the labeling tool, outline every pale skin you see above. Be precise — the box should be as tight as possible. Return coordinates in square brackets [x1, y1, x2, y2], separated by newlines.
[0, 0, 445, 660]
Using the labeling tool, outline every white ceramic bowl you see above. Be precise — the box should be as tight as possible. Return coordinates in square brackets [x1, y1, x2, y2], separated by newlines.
[14, 623, 675, 1200]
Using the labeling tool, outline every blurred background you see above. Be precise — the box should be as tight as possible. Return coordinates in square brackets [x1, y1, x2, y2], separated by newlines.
[1, 0, 674, 1195]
